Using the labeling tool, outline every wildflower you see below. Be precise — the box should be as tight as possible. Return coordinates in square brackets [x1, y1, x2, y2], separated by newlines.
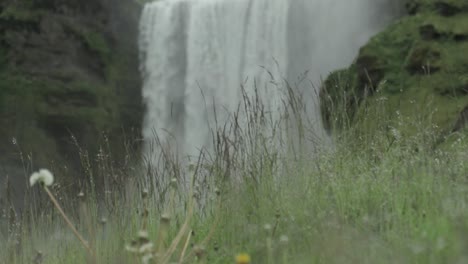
[235, 253, 251, 264]
[390, 127, 401, 141]
[30, 169, 54, 187]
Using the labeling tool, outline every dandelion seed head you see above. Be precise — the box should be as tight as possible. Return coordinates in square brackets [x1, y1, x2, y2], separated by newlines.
[29, 169, 54, 187]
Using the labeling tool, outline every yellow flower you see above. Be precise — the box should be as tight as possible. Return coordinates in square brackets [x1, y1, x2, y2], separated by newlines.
[236, 253, 251, 264]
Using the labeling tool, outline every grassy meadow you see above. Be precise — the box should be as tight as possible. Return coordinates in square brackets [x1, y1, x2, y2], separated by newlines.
[1, 82, 468, 264]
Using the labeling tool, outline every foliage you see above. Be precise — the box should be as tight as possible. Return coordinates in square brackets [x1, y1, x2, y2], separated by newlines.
[0, 4, 41, 22]
[82, 31, 111, 62]
[322, 0, 468, 138]
[2, 75, 468, 263]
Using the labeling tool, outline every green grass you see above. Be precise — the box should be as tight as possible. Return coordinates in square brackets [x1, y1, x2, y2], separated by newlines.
[198, 129, 468, 263]
[2, 82, 468, 264]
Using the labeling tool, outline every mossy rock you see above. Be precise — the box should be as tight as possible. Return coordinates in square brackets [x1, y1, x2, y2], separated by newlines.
[321, 0, 468, 142]
[320, 68, 359, 131]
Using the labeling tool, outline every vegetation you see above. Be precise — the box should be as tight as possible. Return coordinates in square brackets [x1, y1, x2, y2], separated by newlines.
[321, 0, 468, 138]
[1, 0, 468, 263]
[0, 0, 143, 189]
[0, 4, 42, 22]
[1, 76, 468, 264]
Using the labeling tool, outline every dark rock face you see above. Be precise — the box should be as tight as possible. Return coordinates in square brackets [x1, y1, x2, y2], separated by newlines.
[321, 0, 468, 137]
[0, 0, 142, 214]
[355, 54, 386, 91]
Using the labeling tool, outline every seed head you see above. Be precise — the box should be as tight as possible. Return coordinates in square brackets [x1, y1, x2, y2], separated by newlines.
[138, 230, 149, 240]
[275, 209, 281, 219]
[170, 178, 177, 188]
[161, 213, 171, 223]
[29, 169, 54, 187]
[142, 189, 149, 199]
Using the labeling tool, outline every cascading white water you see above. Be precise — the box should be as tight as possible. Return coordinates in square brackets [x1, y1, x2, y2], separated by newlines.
[139, 0, 400, 160]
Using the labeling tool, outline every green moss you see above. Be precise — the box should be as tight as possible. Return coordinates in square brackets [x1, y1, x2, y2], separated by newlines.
[422, 13, 468, 36]
[61, 21, 111, 64]
[82, 31, 111, 62]
[409, 0, 468, 14]
[320, 67, 359, 131]
[0, 5, 42, 22]
[0, 72, 35, 111]
[322, 0, 468, 143]
[0, 69, 118, 131]
[36, 80, 117, 128]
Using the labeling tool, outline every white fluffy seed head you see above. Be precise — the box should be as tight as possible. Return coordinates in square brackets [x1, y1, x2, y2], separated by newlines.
[29, 169, 54, 187]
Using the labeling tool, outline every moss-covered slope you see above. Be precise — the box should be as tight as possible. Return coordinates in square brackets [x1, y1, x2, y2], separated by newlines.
[321, 0, 468, 140]
[0, 0, 142, 210]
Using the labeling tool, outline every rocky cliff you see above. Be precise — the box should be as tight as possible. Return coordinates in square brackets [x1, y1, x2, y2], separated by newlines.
[0, 0, 142, 212]
[321, 0, 468, 143]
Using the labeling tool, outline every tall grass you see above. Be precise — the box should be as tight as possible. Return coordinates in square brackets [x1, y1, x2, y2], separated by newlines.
[1, 74, 468, 263]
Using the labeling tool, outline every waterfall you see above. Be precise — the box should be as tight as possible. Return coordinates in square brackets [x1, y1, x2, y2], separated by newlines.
[139, 0, 400, 160]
